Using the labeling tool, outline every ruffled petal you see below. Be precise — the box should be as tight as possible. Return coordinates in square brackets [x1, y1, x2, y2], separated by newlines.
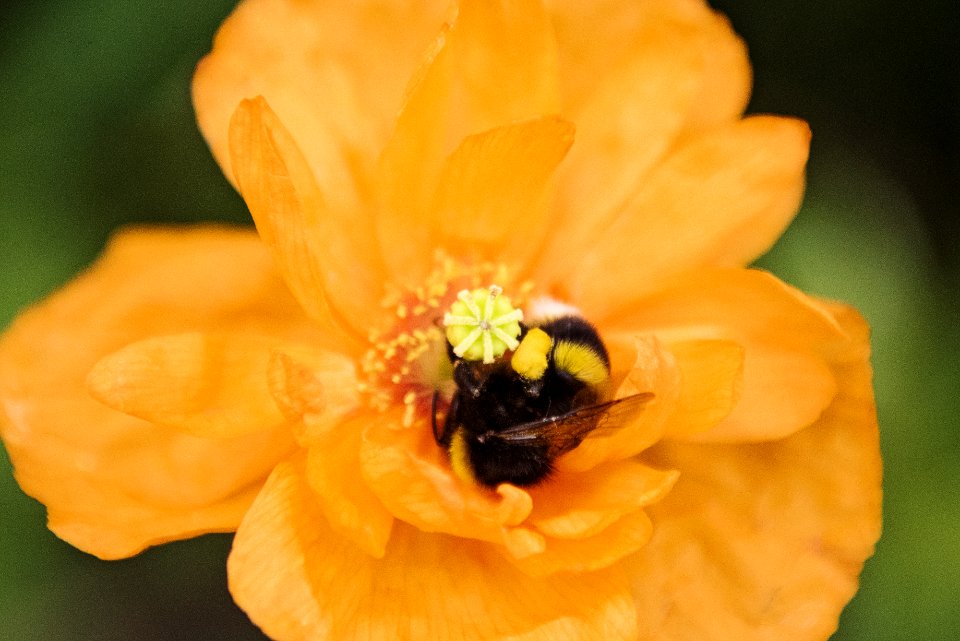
[193, 0, 451, 202]
[359, 411, 534, 543]
[605, 268, 844, 442]
[628, 305, 881, 640]
[542, 1, 749, 270]
[661, 338, 745, 439]
[0, 227, 309, 558]
[562, 116, 810, 313]
[548, 0, 749, 121]
[678, 5, 752, 133]
[451, 0, 560, 128]
[229, 97, 381, 343]
[431, 116, 574, 268]
[504, 511, 653, 579]
[229, 461, 638, 641]
[303, 413, 394, 558]
[266, 348, 361, 445]
[498, 461, 677, 577]
[558, 335, 680, 472]
[87, 332, 292, 439]
[376, 0, 560, 281]
[529, 460, 678, 540]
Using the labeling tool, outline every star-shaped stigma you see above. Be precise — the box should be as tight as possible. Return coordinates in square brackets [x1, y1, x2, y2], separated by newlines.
[443, 285, 524, 363]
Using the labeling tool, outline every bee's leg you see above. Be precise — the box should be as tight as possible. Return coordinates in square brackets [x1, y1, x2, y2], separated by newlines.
[432, 390, 458, 447]
[452, 360, 484, 399]
[431, 391, 442, 444]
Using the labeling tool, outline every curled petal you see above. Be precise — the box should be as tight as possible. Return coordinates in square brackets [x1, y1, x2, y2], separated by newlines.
[703, 347, 836, 443]
[267, 348, 361, 445]
[193, 0, 450, 201]
[87, 332, 290, 439]
[549, 0, 749, 127]
[565, 117, 810, 314]
[230, 462, 639, 641]
[431, 116, 575, 268]
[0, 227, 308, 557]
[662, 338, 745, 439]
[377, 0, 560, 280]
[229, 97, 381, 344]
[501, 460, 678, 578]
[359, 413, 533, 542]
[607, 269, 846, 442]
[528, 460, 678, 540]
[506, 510, 654, 578]
[629, 305, 881, 640]
[304, 414, 394, 558]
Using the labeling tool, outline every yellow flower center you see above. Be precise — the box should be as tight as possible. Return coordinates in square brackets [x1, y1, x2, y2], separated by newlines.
[443, 285, 523, 364]
[358, 251, 531, 426]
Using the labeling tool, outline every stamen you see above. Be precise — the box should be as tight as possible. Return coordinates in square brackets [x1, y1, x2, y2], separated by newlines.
[443, 285, 523, 363]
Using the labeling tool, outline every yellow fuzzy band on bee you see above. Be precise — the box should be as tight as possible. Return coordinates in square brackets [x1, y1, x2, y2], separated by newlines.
[511, 327, 552, 380]
[553, 340, 609, 387]
[448, 428, 476, 484]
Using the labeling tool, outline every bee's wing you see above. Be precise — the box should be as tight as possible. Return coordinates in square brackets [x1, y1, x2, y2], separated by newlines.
[487, 392, 654, 458]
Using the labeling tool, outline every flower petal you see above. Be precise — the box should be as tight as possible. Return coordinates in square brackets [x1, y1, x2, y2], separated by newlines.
[229, 461, 639, 641]
[563, 116, 810, 313]
[267, 348, 361, 445]
[376, 0, 560, 281]
[502, 460, 678, 577]
[548, 0, 749, 122]
[431, 116, 574, 267]
[229, 97, 380, 344]
[87, 332, 290, 439]
[304, 414, 394, 558]
[662, 338, 745, 439]
[540, 1, 750, 263]
[628, 306, 881, 640]
[359, 411, 534, 543]
[193, 0, 450, 201]
[507, 510, 655, 578]
[0, 227, 306, 558]
[529, 460, 678, 540]
[679, 7, 752, 132]
[606, 269, 845, 442]
[558, 335, 680, 472]
[544, 7, 713, 270]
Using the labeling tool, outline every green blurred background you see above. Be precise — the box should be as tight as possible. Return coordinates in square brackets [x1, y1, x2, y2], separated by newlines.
[0, 1, 957, 639]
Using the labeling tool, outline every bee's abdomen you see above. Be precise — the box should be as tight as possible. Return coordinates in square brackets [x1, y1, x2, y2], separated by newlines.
[538, 316, 610, 390]
[468, 436, 553, 487]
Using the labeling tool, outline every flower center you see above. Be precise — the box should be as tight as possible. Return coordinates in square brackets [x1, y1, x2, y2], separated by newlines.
[358, 251, 530, 426]
[443, 285, 523, 363]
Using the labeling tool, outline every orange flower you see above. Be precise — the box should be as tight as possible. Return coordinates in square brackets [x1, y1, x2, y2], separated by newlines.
[0, 1, 881, 640]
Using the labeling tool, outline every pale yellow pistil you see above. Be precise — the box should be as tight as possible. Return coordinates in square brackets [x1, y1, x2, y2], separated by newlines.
[443, 285, 523, 363]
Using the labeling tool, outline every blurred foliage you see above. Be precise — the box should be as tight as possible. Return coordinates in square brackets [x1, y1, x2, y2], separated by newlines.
[0, 1, 957, 640]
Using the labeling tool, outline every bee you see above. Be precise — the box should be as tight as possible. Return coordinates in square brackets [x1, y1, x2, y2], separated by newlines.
[433, 314, 653, 487]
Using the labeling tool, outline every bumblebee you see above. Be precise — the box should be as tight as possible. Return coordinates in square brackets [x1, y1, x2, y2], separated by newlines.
[433, 314, 652, 487]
